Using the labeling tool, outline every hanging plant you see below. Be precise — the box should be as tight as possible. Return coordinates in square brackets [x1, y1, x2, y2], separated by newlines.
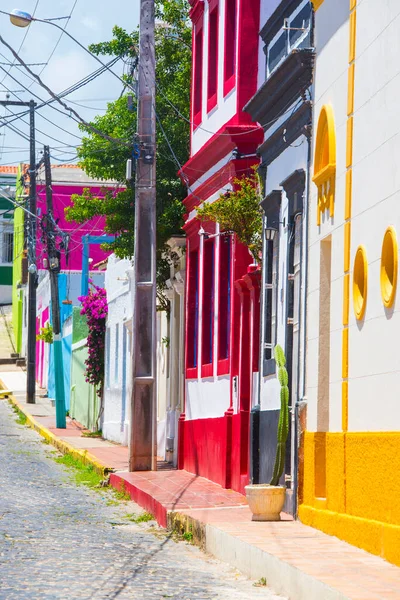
[78, 281, 108, 400]
[196, 168, 263, 263]
[36, 323, 53, 344]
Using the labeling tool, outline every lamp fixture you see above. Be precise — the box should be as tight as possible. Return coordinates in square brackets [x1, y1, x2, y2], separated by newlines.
[265, 226, 278, 241]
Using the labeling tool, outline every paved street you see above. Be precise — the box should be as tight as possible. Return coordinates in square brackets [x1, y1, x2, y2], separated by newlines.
[0, 400, 282, 600]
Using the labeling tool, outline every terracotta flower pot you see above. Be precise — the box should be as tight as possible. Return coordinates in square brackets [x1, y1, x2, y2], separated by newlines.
[245, 484, 286, 521]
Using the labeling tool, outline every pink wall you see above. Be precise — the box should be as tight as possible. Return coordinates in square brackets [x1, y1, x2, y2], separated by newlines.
[36, 183, 111, 271]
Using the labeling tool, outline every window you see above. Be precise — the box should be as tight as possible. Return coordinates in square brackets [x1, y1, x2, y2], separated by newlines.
[193, 23, 204, 127]
[353, 245, 368, 320]
[264, 235, 278, 373]
[106, 328, 111, 388]
[266, 1, 312, 78]
[2, 232, 13, 264]
[218, 235, 232, 365]
[313, 104, 336, 225]
[114, 323, 119, 384]
[207, 2, 219, 112]
[187, 250, 199, 371]
[202, 239, 215, 372]
[224, 0, 237, 96]
[381, 226, 398, 308]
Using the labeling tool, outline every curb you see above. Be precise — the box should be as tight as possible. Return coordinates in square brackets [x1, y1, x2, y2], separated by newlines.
[1, 382, 113, 478]
[110, 473, 168, 527]
[110, 473, 207, 546]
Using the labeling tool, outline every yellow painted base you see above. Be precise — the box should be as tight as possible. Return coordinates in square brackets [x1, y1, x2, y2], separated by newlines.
[300, 431, 400, 567]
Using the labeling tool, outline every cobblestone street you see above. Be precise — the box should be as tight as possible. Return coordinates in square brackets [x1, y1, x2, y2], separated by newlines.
[0, 400, 282, 600]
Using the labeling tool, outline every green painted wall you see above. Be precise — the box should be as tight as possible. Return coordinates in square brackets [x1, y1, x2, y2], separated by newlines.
[70, 308, 99, 431]
[70, 345, 99, 431]
[12, 166, 25, 354]
[0, 266, 12, 285]
[72, 307, 88, 343]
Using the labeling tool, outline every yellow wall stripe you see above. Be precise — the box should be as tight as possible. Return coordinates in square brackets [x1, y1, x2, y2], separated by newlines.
[349, 11, 357, 63]
[346, 116, 353, 169]
[344, 221, 351, 272]
[343, 273, 350, 325]
[347, 63, 355, 116]
[345, 169, 352, 220]
[341, 382, 348, 431]
[342, 328, 349, 378]
[342, 0, 356, 432]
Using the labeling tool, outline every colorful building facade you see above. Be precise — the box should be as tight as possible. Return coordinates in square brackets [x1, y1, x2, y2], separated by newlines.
[35, 164, 112, 271]
[300, 0, 400, 567]
[246, 0, 314, 515]
[0, 167, 18, 306]
[178, 0, 263, 494]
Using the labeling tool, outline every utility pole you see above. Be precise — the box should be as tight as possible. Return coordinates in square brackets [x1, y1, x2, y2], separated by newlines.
[27, 100, 37, 404]
[0, 99, 37, 403]
[43, 145, 66, 428]
[129, 0, 157, 471]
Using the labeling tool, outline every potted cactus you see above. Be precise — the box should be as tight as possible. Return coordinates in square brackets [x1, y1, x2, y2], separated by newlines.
[245, 344, 289, 521]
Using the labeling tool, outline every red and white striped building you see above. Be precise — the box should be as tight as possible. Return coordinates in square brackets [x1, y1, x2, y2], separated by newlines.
[177, 0, 263, 494]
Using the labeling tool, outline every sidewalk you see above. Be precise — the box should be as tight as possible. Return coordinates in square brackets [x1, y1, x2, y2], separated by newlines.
[0, 305, 16, 362]
[2, 368, 400, 600]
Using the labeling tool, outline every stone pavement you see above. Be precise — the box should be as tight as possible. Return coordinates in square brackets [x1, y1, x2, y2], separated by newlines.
[2, 369, 400, 599]
[0, 399, 283, 600]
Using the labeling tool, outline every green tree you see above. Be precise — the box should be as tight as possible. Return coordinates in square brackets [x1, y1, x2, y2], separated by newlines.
[65, 0, 191, 307]
[196, 170, 263, 263]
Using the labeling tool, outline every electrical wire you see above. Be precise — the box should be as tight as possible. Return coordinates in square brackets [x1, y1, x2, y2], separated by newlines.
[0, 39, 133, 148]
[0, 56, 125, 152]
[26, 1, 78, 88]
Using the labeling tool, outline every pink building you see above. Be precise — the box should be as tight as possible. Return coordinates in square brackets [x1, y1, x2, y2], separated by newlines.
[35, 164, 115, 271]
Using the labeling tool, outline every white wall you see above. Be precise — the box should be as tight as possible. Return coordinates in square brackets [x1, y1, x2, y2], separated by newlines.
[306, 0, 400, 433]
[186, 375, 230, 420]
[191, 0, 238, 155]
[102, 255, 133, 445]
[347, 0, 400, 431]
[306, 0, 349, 433]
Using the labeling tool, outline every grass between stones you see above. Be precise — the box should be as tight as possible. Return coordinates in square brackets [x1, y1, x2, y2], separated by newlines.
[54, 453, 103, 488]
[9, 403, 27, 426]
[123, 512, 154, 524]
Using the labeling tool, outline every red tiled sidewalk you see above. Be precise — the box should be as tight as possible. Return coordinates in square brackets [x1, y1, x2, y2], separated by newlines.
[110, 470, 250, 528]
[3, 370, 400, 599]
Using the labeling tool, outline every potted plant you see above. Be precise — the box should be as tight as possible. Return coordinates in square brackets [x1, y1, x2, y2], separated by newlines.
[245, 344, 289, 521]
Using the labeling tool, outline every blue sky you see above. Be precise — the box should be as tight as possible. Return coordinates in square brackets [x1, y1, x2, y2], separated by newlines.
[0, 1, 140, 166]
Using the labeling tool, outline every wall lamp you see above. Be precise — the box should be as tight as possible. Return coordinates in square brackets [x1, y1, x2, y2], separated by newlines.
[265, 226, 278, 241]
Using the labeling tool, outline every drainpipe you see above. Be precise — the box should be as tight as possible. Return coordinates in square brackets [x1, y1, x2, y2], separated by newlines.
[250, 164, 268, 485]
[293, 119, 312, 518]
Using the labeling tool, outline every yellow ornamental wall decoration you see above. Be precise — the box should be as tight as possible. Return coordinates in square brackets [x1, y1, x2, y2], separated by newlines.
[353, 245, 368, 320]
[313, 104, 336, 226]
[380, 226, 398, 308]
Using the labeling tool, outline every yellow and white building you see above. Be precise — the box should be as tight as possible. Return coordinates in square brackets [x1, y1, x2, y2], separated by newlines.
[300, 0, 400, 566]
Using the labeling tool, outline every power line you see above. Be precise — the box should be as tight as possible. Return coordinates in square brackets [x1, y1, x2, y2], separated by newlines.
[0, 56, 125, 150]
[0, 36, 133, 148]
[26, 1, 78, 88]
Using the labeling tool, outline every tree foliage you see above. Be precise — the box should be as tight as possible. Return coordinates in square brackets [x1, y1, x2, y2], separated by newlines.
[196, 170, 263, 262]
[65, 0, 191, 296]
